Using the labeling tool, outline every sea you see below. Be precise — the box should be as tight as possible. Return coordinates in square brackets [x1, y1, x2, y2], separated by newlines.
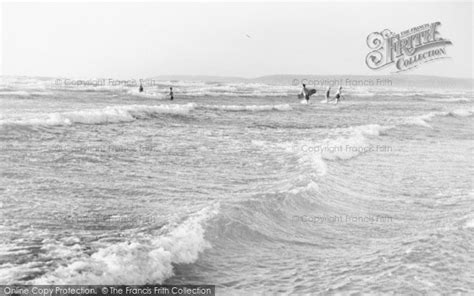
[0, 76, 473, 294]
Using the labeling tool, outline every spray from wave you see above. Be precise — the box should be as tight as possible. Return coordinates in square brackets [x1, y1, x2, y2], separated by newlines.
[31, 205, 219, 285]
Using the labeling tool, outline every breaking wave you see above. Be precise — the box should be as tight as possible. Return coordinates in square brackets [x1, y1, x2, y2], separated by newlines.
[292, 107, 473, 176]
[280, 105, 471, 178]
[0, 104, 197, 127]
[0, 103, 293, 127]
[405, 107, 473, 127]
[425, 97, 471, 103]
[31, 205, 219, 285]
[200, 104, 292, 112]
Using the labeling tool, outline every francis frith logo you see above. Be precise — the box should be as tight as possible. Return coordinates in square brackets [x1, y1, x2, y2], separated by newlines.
[366, 22, 452, 72]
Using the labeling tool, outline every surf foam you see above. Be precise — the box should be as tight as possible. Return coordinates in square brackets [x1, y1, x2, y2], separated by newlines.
[31, 205, 219, 285]
[200, 104, 292, 112]
[0, 104, 196, 127]
[405, 107, 473, 127]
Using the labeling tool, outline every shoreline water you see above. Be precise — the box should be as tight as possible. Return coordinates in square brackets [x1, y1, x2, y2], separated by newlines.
[0, 76, 472, 293]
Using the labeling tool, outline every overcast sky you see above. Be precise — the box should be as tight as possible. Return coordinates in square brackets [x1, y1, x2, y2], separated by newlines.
[1, 1, 472, 78]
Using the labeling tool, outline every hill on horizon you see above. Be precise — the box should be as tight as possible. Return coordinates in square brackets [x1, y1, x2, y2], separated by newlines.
[150, 74, 473, 89]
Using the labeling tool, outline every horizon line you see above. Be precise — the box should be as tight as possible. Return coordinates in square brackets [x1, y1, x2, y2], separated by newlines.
[1, 73, 473, 81]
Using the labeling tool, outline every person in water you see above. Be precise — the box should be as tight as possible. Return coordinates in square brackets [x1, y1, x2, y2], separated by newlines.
[169, 87, 174, 100]
[139, 83, 144, 93]
[334, 86, 344, 104]
[325, 87, 331, 103]
[302, 83, 310, 102]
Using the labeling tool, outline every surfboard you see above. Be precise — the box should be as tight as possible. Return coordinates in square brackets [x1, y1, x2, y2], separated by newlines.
[297, 89, 316, 99]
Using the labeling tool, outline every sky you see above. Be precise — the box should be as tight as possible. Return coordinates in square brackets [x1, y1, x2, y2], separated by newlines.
[1, 1, 472, 79]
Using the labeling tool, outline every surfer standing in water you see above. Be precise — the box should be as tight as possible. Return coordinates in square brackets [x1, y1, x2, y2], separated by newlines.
[334, 86, 344, 104]
[169, 87, 174, 100]
[325, 87, 331, 103]
[302, 83, 310, 102]
[298, 83, 316, 103]
[139, 83, 144, 93]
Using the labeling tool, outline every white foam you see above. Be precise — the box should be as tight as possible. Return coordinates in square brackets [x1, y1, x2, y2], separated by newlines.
[0, 263, 43, 283]
[201, 104, 292, 112]
[464, 218, 474, 229]
[350, 92, 375, 97]
[0, 103, 196, 127]
[405, 111, 447, 128]
[300, 153, 328, 176]
[319, 134, 367, 161]
[289, 123, 393, 178]
[127, 89, 167, 99]
[449, 108, 474, 117]
[347, 124, 393, 137]
[428, 97, 471, 103]
[189, 83, 298, 97]
[288, 181, 320, 194]
[405, 108, 473, 127]
[32, 205, 219, 285]
[0, 90, 31, 96]
[318, 124, 392, 161]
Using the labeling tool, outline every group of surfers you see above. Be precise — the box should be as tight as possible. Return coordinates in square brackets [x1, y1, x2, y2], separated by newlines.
[137, 82, 344, 103]
[139, 83, 173, 100]
[301, 83, 345, 104]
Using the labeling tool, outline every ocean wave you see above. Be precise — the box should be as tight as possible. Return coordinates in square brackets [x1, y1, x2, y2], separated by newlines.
[405, 107, 473, 127]
[464, 218, 474, 229]
[292, 107, 471, 173]
[0, 90, 31, 96]
[288, 181, 320, 195]
[0, 103, 293, 128]
[49, 80, 298, 97]
[426, 97, 471, 103]
[0, 104, 196, 127]
[405, 112, 442, 128]
[175, 82, 297, 97]
[126, 89, 168, 99]
[0, 90, 56, 97]
[350, 92, 375, 97]
[31, 205, 218, 285]
[283, 124, 393, 178]
[319, 124, 392, 160]
[200, 104, 292, 112]
[448, 108, 474, 117]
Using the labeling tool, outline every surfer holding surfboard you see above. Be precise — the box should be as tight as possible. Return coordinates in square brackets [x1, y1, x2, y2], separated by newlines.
[334, 86, 344, 104]
[297, 84, 345, 104]
[298, 83, 317, 103]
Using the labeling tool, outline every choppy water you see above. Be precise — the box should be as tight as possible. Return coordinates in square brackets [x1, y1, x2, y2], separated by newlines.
[0, 77, 473, 294]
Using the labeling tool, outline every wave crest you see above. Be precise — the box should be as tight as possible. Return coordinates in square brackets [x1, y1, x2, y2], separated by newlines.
[0, 103, 196, 127]
[200, 104, 292, 112]
[32, 205, 219, 285]
[406, 107, 473, 127]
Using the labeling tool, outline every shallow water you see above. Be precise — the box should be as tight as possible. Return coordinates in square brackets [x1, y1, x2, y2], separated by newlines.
[0, 77, 473, 294]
